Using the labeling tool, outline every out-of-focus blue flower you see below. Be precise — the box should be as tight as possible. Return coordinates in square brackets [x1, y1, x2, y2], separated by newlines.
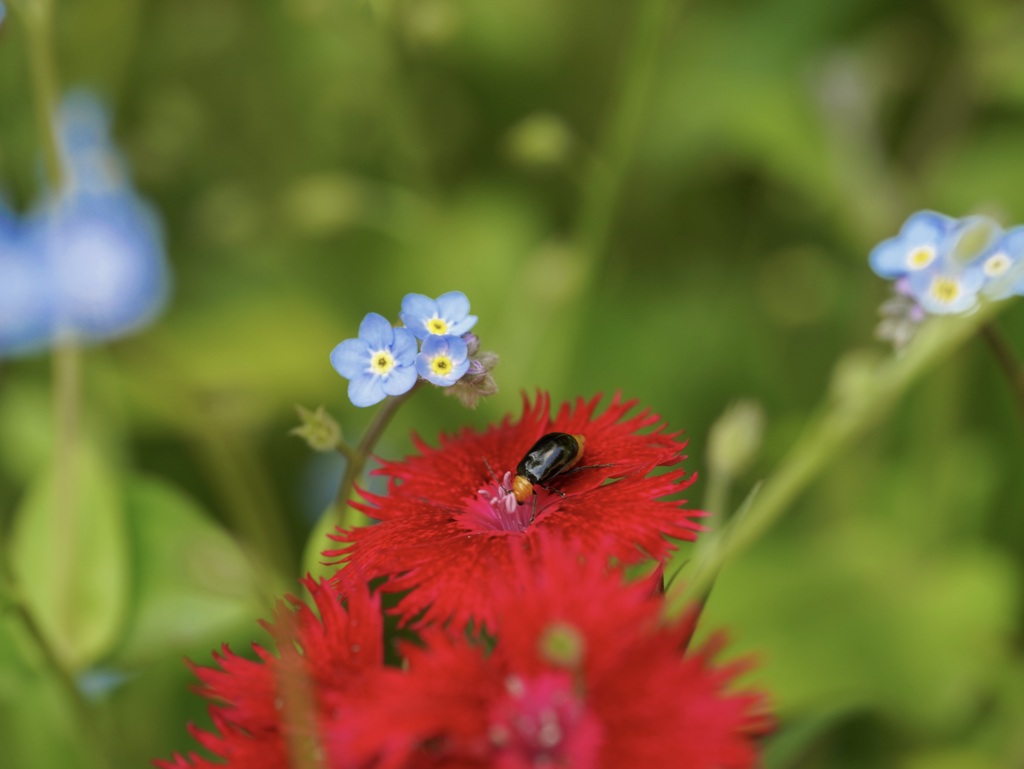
[399, 291, 477, 340]
[56, 90, 130, 198]
[906, 263, 985, 315]
[0, 91, 171, 358]
[0, 3, 7, 27]
[869, 211, 959, 279]
[972, 226, 1024, 300]
[416, 333, 470, 387]
[0, 206, 55, 356]
[39, 192, 169, 342]
[330, 312, 418, 407]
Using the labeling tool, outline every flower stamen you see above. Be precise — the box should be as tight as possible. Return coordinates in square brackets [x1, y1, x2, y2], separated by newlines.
[906, 245, 936, 270]
[929, 276, 961, 305]
[368, 349, 396, 376]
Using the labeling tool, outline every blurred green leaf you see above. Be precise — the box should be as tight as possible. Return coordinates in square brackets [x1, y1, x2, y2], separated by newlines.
[111, 475, 262, 665]
[9, 439, 130, 672]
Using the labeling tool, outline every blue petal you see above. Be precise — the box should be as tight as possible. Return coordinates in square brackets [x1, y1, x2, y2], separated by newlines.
[908, 269, 981, 315]
[348, 374, 386, 408]
[0, 242, 55, 357]
[382, 363, 418, 396]
[443, 334, 468, 362]
[419, 333, 449, 357]
[900, 210, 955, 243]
[358, 312, 395, 349]
[399, 293, 437, 339]
[42, 193, 169, 342]
[390, 326, 419, 364]
[447, 314, 478, 336]
[57, 91, 129, 197]
[435, 291, 470, 321]
[869, 237, 910, 279]
[450, 357, 471, 380]
[330, 337, 370, 379]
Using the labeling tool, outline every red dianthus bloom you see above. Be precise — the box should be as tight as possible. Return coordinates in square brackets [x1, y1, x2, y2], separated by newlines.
[156, 577, 387, 769]
[326, 393, 703, 628]
[343, 536, 773, 769]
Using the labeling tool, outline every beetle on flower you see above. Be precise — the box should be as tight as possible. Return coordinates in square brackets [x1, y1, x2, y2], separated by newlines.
[326, 392, 703, 630]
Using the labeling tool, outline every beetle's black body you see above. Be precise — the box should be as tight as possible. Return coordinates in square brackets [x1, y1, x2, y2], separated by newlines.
[512, 432, 585, 503]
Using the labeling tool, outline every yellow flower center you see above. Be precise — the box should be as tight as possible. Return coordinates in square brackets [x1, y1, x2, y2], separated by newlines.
[430, 355, 454, 377]
[426, 317, 449, 335]
[983, 252, 1011, 277]
[369, 349, 396, 376]
[930, 276, 961, 304]
[906, 245, 936, 270]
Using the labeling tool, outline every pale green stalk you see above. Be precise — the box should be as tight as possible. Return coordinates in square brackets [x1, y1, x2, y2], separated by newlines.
[667, 299, 1008, 615]
[7, 5, 114, 767]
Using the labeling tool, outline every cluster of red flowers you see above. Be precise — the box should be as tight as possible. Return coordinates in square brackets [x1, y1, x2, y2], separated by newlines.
[159, 394, 772, 769]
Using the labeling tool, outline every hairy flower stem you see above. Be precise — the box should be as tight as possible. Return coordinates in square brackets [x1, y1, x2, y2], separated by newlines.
[980, 322, 1024, 427]
[332, 382, 422, 530]
[667, 300, 1007, 617]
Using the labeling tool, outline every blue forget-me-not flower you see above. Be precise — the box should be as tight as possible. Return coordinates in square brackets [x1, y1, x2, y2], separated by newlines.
[399, 291, 477, 340]
[330, 312, 419, 408]
[869, 211, 1024, 326]
[416, 333, 470, 387]
[973, 226, 1024, 301]
[869, 211, 959, 280]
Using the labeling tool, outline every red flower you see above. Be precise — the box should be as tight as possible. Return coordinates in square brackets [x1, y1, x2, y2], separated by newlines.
[156, 577, 387, 769]
[344, 535, 773, 769]
[326, 393, 703, 629]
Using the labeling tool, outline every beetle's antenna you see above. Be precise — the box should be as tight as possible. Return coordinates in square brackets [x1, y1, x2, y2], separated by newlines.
[482, 456, 499, 484]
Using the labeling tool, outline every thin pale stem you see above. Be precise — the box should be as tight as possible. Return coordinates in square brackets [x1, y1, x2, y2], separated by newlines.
[333, 383, 422, 530]
[22, 0, 63, 188]
[15, 10, 111, 767]
[668, 301, 1007, 615]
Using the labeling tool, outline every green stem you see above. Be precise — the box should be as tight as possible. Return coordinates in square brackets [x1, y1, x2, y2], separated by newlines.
[21, 0, 63, 188]
[980, 322, 1024, 426]
[335, 441, 357, 464]
[333, 383, 421, 530]
[667, 300, 1008, 615]
[50, 343, 80, 637]
[16, 11, 110, 767]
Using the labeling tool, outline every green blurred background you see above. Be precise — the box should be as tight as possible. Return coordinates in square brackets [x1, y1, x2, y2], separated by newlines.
[2, 0, 1024, 766]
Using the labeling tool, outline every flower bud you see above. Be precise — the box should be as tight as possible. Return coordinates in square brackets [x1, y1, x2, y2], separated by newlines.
[707, 401, 765, 481]
[538, 621, 585, 669]
[290, 404, 342, 452]
[444, 349, 498, 409]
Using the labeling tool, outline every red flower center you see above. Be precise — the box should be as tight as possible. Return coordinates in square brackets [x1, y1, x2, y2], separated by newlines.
[457, 472, 560, 533]
[487, 672, 602, 769]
